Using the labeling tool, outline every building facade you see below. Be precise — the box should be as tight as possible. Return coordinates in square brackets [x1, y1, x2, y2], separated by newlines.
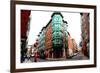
[36, 12, 78, 60]
[21, 10, 31, 63]
[45, 20, 53, 59]
[52, 12, 64, 58]
[37, 27, 46, 59]
[80, 13, 90, 58]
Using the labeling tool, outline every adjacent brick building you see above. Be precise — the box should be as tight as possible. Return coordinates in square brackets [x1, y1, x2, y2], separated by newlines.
[80, 13, 90, 58]
[21, 10, 31, 62]
[45, 20, 53, 59]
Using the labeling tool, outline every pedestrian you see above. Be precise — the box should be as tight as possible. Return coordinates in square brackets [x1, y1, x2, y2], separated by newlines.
[34, 52, 38, 62]
[26, 48, 31, 60]
[44, 50, 48, 60]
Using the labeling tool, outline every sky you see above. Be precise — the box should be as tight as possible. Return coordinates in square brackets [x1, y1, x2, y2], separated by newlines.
[27, 10, 81, 47]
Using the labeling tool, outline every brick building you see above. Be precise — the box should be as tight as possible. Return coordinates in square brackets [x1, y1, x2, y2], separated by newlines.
[21, 10, 31, 63]
[36, 12, 78, 60]
[80, 13, 90, 58]
[45, 20, 53, 59]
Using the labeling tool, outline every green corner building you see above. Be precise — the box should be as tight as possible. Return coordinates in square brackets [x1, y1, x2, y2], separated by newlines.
[51, 12, 68, 58]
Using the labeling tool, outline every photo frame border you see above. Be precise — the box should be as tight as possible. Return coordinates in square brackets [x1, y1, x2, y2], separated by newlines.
[10, 0, 97, 72]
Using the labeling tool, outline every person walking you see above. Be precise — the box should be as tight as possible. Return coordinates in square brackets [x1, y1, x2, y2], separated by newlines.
[34, 52, 39, 62]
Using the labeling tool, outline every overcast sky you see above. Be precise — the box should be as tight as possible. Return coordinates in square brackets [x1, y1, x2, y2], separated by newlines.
[27, 11, 81, 47]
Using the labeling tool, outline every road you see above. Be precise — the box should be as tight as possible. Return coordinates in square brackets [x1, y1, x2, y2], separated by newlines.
[23, 51, 88, 63]
[68, 51, 88, 60]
